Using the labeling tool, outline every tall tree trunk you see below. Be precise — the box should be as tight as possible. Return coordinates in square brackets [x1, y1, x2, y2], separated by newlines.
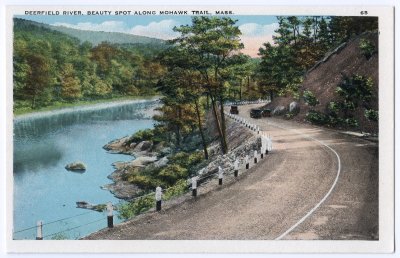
[210, 93, 227, 154]
[194, 100, 208, 160]
[247, 76, 250, 96]
[218, 87, 228, 153]
[239, 82, 242, 101]
[175, 106, 181, 147]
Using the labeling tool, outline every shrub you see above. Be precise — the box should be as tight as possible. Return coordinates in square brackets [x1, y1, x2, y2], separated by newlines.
[327, 116, 344, 126]
[187, 151, 204, 168]
[162, 179, 188, 201]
[125, 173, 162, 190]
[342, 100, 356, 111]
[126, 129, 154, 145]
[303, 90, 320, 107]
[344, 118, 359, 127]
[118, 194, 155, 220]
[336, 75, 373, 104]
[365, 109, 378, 121]
[158, 164, 188, 185]
[285, 112, 295, 119]
[327, 101, 340, 116]
[359, 39, 376, 59]
[305, 110, 328, 125]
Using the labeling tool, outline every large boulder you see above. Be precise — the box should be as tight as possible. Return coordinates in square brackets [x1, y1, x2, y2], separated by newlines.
[289, 101, 300, 113]
[272, 106, 286, 116]
[133, 141, 153, 152]
[65, 161, 86, 172]
[130, 156, 157, 167]
[153, 156, 169, 168]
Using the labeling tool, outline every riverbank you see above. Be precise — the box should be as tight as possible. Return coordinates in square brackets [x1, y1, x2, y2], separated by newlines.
[101, 116, 259, 200]
[14, 96, 160, 121]
[14, 95, 159, 116]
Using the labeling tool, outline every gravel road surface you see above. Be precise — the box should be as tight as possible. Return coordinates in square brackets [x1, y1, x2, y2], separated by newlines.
[84, 104, 378, 240]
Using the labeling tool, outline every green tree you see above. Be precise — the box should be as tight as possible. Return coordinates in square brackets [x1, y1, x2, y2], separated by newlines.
[23, 53, 54, 109]
[171, 16, 244, 154]
[60, 63, 82, 100]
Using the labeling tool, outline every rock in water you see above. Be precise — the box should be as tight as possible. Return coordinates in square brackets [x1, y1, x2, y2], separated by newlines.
[65, 161, 87, 172]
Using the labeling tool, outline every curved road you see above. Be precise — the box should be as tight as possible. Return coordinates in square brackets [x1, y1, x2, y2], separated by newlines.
[85, 104, 378, 240]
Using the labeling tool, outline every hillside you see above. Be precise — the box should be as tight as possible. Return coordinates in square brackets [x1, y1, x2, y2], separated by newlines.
[264, 32, 379, 134]
[14, 18, 165, 47]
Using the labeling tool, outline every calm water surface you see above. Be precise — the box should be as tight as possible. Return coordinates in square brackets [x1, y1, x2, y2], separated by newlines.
[13, 99, 158, 239]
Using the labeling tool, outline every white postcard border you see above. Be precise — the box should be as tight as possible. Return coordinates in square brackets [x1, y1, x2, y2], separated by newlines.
[4, 5, 395, 254]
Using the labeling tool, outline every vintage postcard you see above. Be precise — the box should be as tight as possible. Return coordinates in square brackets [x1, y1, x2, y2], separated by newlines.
[4, 4, 395, 253]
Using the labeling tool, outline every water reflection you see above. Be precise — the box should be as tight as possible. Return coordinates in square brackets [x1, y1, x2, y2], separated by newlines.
[13, 99, 159, 239]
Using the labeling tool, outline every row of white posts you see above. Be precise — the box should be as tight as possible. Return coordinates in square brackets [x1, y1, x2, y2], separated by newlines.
[225, 98, 270, 106]
[33, 107, 274, 239]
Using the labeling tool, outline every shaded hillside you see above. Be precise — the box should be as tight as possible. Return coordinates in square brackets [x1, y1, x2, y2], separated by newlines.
[14, 18, 165, 47]
[265, 32, 378, 134]
[13, 18, 165, 112]
[52, 26, 165, 47]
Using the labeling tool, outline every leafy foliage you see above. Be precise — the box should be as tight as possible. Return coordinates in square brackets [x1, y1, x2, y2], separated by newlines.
[117, 194, 155, 220]
[257, 16, 378, 100]
[365, 109, 378, 121]
[126, 129, 154, 145]
[305, 110, 328, 125]
[303, 90, 320, 107]
[359, 39, 376, 59]
[336, 75, 373, 112]
[13, 18, 163, 111]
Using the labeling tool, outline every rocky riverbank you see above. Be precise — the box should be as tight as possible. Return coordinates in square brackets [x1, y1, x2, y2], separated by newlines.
[101, 118, 260, 200]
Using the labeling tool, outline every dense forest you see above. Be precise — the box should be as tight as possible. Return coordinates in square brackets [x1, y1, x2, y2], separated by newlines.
[153, 16, 378, 158]
[14, 15, 378, 142]
[13, 18, 167, 112]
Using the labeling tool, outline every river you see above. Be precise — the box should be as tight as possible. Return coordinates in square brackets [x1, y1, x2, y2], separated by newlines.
[13, 98, 159, 240]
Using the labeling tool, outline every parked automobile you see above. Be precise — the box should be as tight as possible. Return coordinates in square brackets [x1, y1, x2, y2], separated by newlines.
[250, 108, 263, 118]
[262, 108, 272, 117]
[230, 105, 239, 114]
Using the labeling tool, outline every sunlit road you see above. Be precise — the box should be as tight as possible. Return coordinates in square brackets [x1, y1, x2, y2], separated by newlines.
[85, 104, 378, 240]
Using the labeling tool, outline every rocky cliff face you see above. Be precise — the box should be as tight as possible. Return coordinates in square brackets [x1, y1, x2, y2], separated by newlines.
[265, 32, 379, 134]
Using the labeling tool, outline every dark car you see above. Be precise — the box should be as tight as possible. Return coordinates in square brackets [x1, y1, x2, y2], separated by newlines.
[262, 108, 272, 117]
[250, 108, 263, 118]
[230, 105, 239, 114]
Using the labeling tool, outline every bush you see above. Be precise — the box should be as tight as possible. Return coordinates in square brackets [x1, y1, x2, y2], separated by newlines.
[125, 173, 162, 190]
[126, 129, 154, 145]
[327, 101, 340, 116]
[342, 100, 356, 111]
[158, 164, 188, 185]
[344, 118, 359, 127]
[336, 75, 373, 104]
[365, 109, 378, 121]
[303, 90, 320, 107]
[305, 110, 328, 125]
[359, 39, 376, 59]
[162, 179, 188, 201]
[285, 112, 295, 119]
[118, 194, 155, 220]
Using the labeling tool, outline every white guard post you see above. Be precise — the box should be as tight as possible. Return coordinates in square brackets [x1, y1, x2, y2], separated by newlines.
[107, 202, 113, 228]
[36, 220, 43, 240]
[218, 166, 223, 185]
[234, 159, 239, 177]
[192, 176, 198, 197]
[156, 186, 162, 211]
